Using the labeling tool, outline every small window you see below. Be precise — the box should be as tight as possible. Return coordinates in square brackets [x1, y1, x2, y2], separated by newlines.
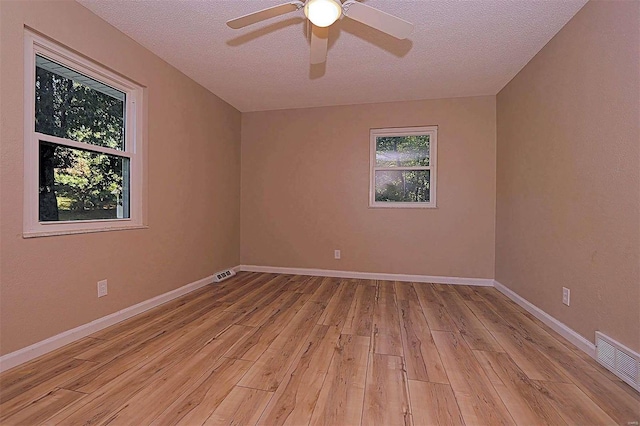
[369, 126, 437, 208]
[24, 31, 144, 237]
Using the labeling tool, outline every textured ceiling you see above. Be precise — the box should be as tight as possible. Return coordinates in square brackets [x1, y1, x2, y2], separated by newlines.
[78, 0, 587, 112]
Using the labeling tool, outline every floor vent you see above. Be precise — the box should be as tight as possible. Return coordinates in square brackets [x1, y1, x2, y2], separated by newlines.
[213, 269, 236, 283]
[595, 331, 640, 392]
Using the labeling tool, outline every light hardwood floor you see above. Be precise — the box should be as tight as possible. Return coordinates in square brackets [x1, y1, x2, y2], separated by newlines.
[1, 272, 638, 425]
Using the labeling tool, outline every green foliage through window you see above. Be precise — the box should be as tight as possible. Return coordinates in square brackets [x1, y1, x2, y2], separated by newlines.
[374, 133, 432, 203]
[39, 142, 128, 221]
[375, 170, 430, 202]
[35, 55, 129, 222]
[375, 135, 429, 167]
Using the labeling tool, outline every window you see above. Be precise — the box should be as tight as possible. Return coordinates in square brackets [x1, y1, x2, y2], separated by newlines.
[24, 31, 144, 237]
[370, 126, 437, 208]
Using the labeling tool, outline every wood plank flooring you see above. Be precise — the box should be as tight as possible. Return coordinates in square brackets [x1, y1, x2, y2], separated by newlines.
[1, 272, 638, 425]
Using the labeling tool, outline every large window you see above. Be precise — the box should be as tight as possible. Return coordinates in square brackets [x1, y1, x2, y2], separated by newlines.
[370, 126, 437, 208]
[24, 31, 144, 237]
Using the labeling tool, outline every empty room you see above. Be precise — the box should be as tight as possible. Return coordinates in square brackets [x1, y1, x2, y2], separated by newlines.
[0, 0, 638, 424]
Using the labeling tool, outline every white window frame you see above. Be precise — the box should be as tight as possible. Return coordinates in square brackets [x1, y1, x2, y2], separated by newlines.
[23, 30, 145, 237]
[369, 126, 438, 208]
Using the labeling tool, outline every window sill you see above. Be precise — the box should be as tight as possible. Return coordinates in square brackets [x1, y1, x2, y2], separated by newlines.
[23, 224, 148, 238]
[369, 203, 437, 209]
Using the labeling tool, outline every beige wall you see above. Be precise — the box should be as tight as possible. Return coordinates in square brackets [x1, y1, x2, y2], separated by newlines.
[241, 97, 496, 278]
[0, 1, 241, 355]
[496, 1, 640, 351]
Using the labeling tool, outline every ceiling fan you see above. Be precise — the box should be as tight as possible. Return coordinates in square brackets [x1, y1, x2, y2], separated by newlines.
[226, 0, 414, 64]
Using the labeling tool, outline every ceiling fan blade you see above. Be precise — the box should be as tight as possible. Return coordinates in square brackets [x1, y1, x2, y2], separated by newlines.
[227, 2, 303, 29]
[343, 1, 414, 39]
[310, 24, 329, 64]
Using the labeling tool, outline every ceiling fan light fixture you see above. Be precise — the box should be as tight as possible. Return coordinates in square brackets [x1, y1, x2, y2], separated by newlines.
[304, 0, 342, 27]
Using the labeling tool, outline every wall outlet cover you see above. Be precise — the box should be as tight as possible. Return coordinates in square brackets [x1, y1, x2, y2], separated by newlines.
[98, 280, 108, 298]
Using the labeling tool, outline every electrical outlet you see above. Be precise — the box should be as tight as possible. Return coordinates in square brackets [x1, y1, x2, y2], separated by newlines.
[334, 249, 341, 259]
[98, 280, 108, 298]
[562, 287, 570, 306]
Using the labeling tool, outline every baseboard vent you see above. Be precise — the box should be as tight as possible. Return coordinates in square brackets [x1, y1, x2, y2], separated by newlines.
[595, 331, 640, 392]
[213, 269, 236, 282]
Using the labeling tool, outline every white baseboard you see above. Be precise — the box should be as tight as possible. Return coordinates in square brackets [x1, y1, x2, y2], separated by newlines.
[240, 265, 494, 287]
[0, 265, 241, 373]
[493, 280, 596, 358]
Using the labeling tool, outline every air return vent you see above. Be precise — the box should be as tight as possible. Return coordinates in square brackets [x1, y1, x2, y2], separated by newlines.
[213, 269, 236, 283]
[595, 331, 640, 392]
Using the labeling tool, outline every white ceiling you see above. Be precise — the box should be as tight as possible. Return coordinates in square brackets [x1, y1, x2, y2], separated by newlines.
[78, 0, 587, 112]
